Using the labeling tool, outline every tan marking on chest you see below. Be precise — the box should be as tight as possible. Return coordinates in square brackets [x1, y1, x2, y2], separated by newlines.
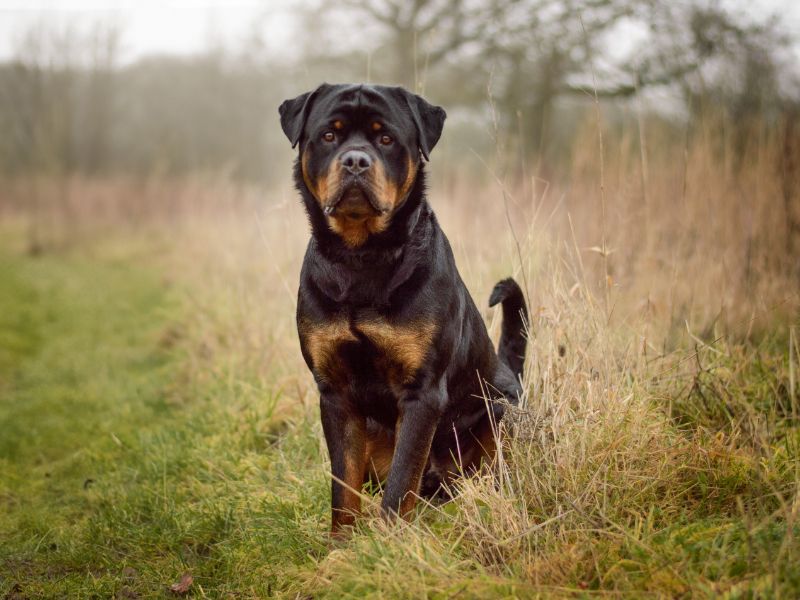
[300, 319, 436, 385]
[356, 320, 436, 383]
[300, 320, 356, 377]
[328, 212, 389, 248]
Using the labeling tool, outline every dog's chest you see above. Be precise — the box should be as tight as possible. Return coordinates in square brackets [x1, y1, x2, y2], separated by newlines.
[299, 316, 436, 388]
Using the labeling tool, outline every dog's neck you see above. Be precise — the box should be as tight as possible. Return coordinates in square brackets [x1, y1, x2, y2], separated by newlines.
[294, 159, 431, 269]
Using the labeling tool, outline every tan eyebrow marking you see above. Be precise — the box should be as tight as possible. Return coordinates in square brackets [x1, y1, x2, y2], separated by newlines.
[333, 120, 344, 130]
[372, 122, 382, 131]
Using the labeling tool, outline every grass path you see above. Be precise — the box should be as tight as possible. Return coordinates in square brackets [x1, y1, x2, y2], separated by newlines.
[0, 242, 323, 597]
[0, 243, 184, 595]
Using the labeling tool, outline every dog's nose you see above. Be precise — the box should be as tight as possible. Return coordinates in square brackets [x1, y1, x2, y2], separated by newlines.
[340, 150, 372, 175]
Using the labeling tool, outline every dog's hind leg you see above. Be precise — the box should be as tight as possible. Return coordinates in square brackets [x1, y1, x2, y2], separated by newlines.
[423, 414, 500, 500]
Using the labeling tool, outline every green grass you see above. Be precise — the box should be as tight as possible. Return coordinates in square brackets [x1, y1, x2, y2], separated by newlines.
[1, 232, 798, 599]
[0, 241, 326, 597]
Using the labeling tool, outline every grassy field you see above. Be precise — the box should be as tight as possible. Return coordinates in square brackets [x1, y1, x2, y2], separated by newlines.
[1, 116, 799, 597]
[0, 221, 797, 598]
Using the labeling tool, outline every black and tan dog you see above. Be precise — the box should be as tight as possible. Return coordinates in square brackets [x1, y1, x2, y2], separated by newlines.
[279, 83, 528, 536]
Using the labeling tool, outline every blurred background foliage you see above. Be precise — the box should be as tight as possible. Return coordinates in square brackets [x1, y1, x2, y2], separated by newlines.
[1, 0, 797, 183]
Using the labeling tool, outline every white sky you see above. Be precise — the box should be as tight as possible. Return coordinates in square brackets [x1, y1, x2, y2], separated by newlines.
[0, 0, 798, 63]
[0, 0, 300, 62]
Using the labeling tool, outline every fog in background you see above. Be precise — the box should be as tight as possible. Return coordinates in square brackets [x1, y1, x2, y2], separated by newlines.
[1, 0, 799, 185]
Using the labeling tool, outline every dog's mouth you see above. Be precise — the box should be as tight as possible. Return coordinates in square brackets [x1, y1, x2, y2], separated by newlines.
[324, 182, 387, 219]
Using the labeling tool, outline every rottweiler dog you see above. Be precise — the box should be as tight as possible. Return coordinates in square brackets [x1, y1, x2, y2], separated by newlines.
[279, 83, 528, 536]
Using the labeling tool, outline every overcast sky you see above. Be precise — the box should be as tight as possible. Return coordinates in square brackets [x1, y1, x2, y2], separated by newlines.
[0, 0, 798, 64]
[0, 0, 296, 62]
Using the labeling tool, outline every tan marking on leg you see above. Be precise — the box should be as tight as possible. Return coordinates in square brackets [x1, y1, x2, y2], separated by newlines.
[365, 429, 395, 483]
[398, 488, 421, 517]
[332, 416, 367, 536]
[472, 417, 499, 468]
[397, 419, 436, 518]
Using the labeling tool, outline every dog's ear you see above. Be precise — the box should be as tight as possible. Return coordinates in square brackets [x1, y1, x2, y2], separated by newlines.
[279, 85, 325, 149]
[401, 90, 446, 161]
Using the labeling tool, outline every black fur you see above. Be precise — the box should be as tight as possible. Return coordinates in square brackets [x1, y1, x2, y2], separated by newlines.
[489, 278, 528, 381]
[279, 83, 528, 535]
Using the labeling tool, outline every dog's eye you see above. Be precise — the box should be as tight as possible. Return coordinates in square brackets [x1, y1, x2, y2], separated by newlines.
[322, 131, 336, 142]
[379, 134, 393, 146]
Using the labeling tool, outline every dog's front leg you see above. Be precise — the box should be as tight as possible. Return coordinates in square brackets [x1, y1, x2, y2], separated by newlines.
[320, 391, 366, 537]
[381, 390, 443, 518]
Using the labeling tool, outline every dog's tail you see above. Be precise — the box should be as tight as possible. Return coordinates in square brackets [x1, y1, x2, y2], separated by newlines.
[488, 278, 528, 381]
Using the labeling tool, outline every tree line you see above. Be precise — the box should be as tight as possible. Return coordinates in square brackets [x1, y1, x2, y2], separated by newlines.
[0, 0, 797, 182]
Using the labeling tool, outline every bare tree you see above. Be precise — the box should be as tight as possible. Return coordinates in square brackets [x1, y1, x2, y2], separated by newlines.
[333, 0, 794, 167]
[339, 0, 505, 89]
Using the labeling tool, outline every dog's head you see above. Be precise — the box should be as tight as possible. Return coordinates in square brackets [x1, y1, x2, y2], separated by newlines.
[279, 83, 446, 247]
